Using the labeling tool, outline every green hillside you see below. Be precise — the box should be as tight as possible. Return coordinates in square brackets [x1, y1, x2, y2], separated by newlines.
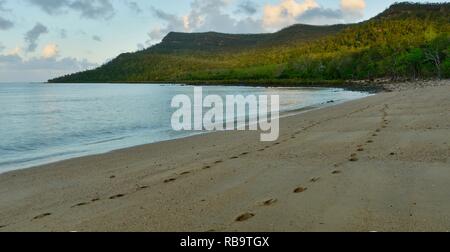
[49, 2, 450, 84]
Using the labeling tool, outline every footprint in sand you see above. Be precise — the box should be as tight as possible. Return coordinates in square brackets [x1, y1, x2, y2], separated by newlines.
[332, 170, 342, 174]
[33, 213, 52, 220]
[349, 157, 359, 162]
[71, 202, 89, 208]
[230, 156, 239, 160]
[110, 175, 116, 179]
[235, 213, 255, 222]
[262, 199, 278, 206]
[310, 177, 321, 183]
[257, 149, 265, 152]
[214, 160, 223, 164]
[0, 225, 6, 229]
[294, 187, 307, 193]
[357, 148, 364, 152]
[203, 165, 211, 169]
[91, 198, 100, 202]
[164, 178, 177, 183]
[240, 152, 249, 156]
[109, 194, 125, 199]
[367, 140, 374, 143]
[180, 171, 191, 175]
[138, 185, 149, 190]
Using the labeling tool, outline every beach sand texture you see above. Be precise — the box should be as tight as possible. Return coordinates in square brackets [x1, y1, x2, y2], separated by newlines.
[0, 81, 449, 232]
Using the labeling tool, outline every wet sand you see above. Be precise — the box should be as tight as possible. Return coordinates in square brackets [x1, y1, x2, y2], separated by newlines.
[0, 80, 449, 232]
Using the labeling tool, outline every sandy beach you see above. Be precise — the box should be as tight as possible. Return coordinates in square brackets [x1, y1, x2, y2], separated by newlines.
[0, 80, 449, 232]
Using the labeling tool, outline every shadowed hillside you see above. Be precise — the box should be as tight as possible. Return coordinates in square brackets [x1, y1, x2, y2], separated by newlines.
[149, 24, 348, 53]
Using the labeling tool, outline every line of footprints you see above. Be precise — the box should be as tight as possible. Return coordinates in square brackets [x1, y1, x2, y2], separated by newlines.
[25, 120, 321, 224]
[349, 104, 392, 162]
[234, 104, 391, 225]
[22, 105, 384, 227]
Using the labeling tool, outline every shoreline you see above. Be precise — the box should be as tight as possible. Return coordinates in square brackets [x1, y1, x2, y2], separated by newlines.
[0, 84, 370, 175]
[46, 79, 389, 93]
[1, 80, 449, 231]
[0, 92, 360, 176]
[46, 78, 449, 93]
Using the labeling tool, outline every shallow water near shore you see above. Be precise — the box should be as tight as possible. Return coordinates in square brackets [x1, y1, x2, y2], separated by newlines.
[0, 83, 369, 173]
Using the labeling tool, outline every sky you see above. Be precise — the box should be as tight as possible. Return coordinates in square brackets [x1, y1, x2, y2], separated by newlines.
[0, 0, 447, 82]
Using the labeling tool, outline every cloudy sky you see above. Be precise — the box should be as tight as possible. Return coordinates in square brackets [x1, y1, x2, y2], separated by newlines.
[0, 0, 446, 82]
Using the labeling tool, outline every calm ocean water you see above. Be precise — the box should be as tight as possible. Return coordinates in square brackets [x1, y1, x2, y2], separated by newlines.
[0, 83, 369, 173]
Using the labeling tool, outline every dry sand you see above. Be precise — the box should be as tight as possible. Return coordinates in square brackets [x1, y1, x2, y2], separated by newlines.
[0, 80, 449, 232]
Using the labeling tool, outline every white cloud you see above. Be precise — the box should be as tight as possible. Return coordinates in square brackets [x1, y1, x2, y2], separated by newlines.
[341, 0, 366, 11]
[148, 0, 263, 43]
[42, 43, 59, 58]
[262, 0, 366, 30]
[0, 53, 98, 82]
[340, 0, 365, 19]
[146, 0, 367, 44]
[263, 0, 319, 29]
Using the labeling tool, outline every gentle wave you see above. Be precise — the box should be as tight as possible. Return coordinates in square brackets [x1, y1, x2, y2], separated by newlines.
[0, 83, 370, 173]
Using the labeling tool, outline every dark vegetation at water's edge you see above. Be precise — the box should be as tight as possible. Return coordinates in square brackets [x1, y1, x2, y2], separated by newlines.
[49, 3, 450, 85]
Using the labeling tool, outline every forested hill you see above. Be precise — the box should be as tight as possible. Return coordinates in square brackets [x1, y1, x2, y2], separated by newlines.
[49, 2, 450, 84]
[150, 24, 348, 53]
